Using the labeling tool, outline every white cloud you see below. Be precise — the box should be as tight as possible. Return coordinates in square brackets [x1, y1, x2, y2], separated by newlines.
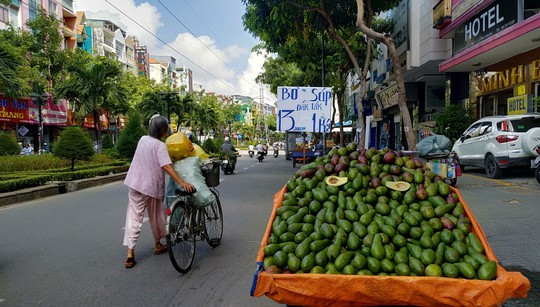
[73, 0, 273, 101]
[74, 0, 162, 50]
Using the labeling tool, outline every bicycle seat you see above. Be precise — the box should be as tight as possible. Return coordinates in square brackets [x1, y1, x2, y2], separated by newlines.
[175, 187, 197, 196]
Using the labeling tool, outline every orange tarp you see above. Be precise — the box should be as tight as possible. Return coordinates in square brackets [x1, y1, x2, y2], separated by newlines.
[251, 187, 530, 307]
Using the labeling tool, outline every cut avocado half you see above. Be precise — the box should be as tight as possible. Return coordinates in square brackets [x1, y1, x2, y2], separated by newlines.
[325, 175, 348, 187]
[385, 181, 411, 192]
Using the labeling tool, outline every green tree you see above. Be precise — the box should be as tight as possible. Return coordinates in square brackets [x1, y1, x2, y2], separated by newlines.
[0, 26, 34, 99]
[256, 57, 305, 94]
[26, 9, 66, 93]
[116, 111, 145, 159]
[434, 105, 476, 143]
[242, 0, 412, 149]
[53, 127, 94, 171]
[0, 44, 25, 99]
[56, 54, 129, 152]
[0, 132, 21, 156]
[102, 134, 114, 150]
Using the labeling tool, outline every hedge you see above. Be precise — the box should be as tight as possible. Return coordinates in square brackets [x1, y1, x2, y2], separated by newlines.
[0, 165, 130, 193]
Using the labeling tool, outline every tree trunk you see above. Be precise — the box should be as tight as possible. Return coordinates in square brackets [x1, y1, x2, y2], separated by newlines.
[71, 158, 75, 171]
[93, 109, 102, 154]
[336, 90, 345, 147]
[355, 0, 417, 150]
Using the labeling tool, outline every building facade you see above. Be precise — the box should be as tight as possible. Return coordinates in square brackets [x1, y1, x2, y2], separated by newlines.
[436, 0, 540, 117]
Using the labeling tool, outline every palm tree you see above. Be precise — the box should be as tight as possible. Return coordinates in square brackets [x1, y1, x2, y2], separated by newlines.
[0, 44, 24, 99]
[55, 54, 129, 152]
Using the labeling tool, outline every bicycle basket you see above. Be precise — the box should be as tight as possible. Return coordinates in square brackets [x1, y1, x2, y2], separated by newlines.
[202, 159, 221, 187]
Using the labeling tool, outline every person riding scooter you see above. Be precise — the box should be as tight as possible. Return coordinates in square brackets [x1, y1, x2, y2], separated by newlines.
[256, 142, 265, 162]
[221, 137, 238, 171]
[273, 143, 279, 158]
[248, 144, 255, 158]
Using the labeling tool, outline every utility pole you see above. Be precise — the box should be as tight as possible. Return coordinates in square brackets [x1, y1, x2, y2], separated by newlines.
[255, 81, 267, 143]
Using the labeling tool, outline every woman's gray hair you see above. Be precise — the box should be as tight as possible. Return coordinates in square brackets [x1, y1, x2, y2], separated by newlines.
[148, 115, 170, 139]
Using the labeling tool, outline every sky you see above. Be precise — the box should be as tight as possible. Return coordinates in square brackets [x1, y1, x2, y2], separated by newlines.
[73, 0, 275, 103]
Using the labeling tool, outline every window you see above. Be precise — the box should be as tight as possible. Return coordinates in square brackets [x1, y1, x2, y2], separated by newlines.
[509, 117, 540, 132]
[0, 7, 8, 24]
[29, 0, 40, 20]
[48, 0, 57, 13]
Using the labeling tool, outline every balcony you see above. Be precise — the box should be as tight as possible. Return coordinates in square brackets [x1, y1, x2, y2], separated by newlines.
[10, 0, 20, 8]
[433, 0, 452, 30]
[62, 21, 76, 38]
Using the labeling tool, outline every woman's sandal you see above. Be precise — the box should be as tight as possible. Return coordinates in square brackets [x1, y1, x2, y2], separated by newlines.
[154, 242, 167, 255]
[124, 256, 136, 268]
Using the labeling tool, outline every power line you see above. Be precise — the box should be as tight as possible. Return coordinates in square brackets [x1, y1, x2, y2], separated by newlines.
[181, 0, 218, 39]
[103, 0, 249, 96]
[155, 0, 260, 90]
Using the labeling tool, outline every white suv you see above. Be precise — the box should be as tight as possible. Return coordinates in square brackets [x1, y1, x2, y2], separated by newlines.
[452, 114, 540, 178]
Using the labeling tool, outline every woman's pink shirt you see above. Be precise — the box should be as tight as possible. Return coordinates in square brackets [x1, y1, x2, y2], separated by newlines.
[124, 135, 172, 199]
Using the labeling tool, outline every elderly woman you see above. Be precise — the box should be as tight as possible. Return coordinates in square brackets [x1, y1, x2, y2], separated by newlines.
[122, 115, 194, 269]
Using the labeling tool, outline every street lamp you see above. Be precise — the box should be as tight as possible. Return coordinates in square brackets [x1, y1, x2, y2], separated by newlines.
[30, 92, 49, 154]
[159, 91, 178, 123]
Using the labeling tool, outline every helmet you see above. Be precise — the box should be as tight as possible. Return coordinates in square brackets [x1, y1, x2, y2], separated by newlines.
[224, 137, 230, 141]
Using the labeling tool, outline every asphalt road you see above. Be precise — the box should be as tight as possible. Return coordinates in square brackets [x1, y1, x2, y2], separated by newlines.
[0, 152, 537, 306]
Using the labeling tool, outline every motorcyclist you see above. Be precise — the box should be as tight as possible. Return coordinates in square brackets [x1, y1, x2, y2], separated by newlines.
[221, 137, 237, 167]
[263, 143, 269, 156]
[273, 143, 279, 157]
[256, 142, 264, 153]
[248, 144, 255, 157]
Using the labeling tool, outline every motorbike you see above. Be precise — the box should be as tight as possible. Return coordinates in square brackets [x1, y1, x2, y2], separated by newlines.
[221, 152, 236, 175]
[248, 150, 254, 158]
[273, 145, 279, 158]
[533, 145, 540, 184]
[257, 151, 265, 162]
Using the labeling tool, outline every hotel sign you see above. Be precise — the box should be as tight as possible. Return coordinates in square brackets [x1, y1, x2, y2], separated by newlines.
[507, 95, 529, 115]
[454, 0, 520, 54]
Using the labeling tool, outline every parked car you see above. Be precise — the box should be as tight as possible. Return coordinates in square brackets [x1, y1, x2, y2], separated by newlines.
[451, 114, 540, 178]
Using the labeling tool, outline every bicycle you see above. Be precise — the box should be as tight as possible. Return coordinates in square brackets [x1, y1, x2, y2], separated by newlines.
[165, 160, 223, 273]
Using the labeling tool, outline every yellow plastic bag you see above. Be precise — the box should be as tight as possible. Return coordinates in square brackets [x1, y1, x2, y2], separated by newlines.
[165, 132, 194, 161]
[191, 144, 210, 160]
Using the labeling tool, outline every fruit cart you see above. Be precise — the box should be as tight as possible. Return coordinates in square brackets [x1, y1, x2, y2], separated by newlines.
[250, 186, 530, 307]
[291, 149, 320, 168]
[404, 151, 461, 187]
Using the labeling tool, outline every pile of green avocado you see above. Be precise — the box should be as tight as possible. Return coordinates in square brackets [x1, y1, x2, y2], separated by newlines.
[263, 143, 497, 280]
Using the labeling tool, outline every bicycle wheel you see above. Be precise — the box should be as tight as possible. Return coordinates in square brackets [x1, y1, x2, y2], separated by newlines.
[203, 190, 223, 247]
[166, 202, 196, 273]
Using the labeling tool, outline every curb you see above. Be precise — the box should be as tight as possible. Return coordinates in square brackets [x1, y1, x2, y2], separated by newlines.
[0, 172, 127, 208]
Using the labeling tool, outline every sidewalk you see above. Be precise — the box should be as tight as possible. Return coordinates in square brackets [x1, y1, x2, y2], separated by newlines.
[0, 172, 126, 208]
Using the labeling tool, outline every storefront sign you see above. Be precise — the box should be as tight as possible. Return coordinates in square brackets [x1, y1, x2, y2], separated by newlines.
[83, 111, 110, 131]
[277, 86, 332, 133]
[507, 95, 529, 115]
[377, 84, 399, 109]
[392, 0, 409, 55]
[0, 97, 29, 123]
[454, 0, 519, 54]
[0, 95, 68, 126]
[480, 65, 525, 93]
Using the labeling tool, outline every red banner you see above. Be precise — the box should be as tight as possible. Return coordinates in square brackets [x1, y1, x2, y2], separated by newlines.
[0, 96, 30, 123]
[83, 111, 109, 131]
[0, 95, 67, 126]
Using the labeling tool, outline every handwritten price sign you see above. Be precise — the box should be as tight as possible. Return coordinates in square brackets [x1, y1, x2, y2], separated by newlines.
[277, 86, 332, 133]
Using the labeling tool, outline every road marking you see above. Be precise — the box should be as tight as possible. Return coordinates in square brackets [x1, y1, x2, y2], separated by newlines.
[462, 173, 511, 186]
[461, 173, 534, 190]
